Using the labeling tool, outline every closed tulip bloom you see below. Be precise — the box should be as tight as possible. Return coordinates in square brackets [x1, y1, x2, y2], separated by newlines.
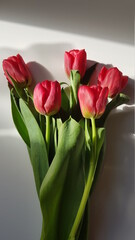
[78, 85, 108, 119]
[64, 49, 86, 78]
[98, 66, 128, 98]
[3, 54, 32, 86]
[33, 80, 61, 116]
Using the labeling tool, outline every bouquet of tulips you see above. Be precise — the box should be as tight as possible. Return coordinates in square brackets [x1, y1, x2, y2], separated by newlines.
[2, 50, 129, 240]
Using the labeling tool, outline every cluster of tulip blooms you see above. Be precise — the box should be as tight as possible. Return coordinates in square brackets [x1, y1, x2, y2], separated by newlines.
[2, 50, 129, 240]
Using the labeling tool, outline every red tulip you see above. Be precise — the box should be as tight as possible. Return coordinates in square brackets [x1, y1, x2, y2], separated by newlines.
[64, 49, 86, 78]
[78, 85, 108, 119]
[98, 66, 128, 98]
[33, 80, 61, 116]
[2, 54, 32, 86]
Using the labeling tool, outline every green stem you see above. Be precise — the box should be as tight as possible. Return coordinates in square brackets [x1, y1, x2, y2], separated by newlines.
[69, 70, 80, 110]
[85, 119, 89, 145]
[40, 221, 45, 240]
[68, 117, 97, 239]
[54, 119, 58, 152]
[46, 115, 50, 154]
[77, 202, 89, 240]
[91, 117, 97, 158]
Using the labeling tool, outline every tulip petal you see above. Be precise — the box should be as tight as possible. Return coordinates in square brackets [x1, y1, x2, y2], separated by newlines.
[44, 81, 61, 116]
[107, 68, 122, 97]
[98, 66, 108, 83]
[73, 49, 86, 78]
[17, 54, 32, 84]
[64, 49, 86, 79]
[78, 85, 108, 119]
[8, 56, 17, 63]
[33, 83, 48, 115]
[2, 54, 32, 87]
[78, 86, 97, 118]
[96, 87, 109, 117]
[3, 58, 25, 84]
[121, 76, 128, 91]
[98, 66, 128, 98]
[69, 49, 79, 57]
[33, 80, 61, 116]
[64, 52, 74, 77]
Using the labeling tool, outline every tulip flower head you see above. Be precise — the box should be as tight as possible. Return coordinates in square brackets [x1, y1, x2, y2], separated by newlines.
[78, 85, 108, 119]
[33, 80, 61, 116]
[2, 54, 32, 87]
[64, 49, 86, 79]
[98, 66, 128, 98]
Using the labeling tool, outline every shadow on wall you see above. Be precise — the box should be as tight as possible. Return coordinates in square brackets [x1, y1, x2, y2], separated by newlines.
[89, 106, 134, 240]
[0, 136, 42, 240]
[0, 0, 134, 45]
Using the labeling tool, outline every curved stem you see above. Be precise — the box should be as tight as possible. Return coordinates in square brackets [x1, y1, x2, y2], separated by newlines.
[85, 118, 90, 149]
[40, 221, 45, 240]
[68, 117, 97, 239]
[91, 117, 97, 158]
[54, 119, 58, 152]
[69, 70, 80, 110]
[46, 115, 50, 154]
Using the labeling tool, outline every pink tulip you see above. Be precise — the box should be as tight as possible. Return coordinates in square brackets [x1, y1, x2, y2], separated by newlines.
[3, 54, 32, 86]
[78, 85, 108, 119]
[98, 66, 128, 98]
[33, 80, 61, 116]
[64, 49, 86, 78]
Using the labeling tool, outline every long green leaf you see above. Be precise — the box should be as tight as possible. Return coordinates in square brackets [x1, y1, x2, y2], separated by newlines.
[40, 118, 85, 240]
[19, 99, 49, 196]
[10, 92, 30, 147]
[61, 88, 70, 112]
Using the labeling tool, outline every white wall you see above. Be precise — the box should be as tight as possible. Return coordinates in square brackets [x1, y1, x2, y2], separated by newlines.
[0, 0, 134, 44]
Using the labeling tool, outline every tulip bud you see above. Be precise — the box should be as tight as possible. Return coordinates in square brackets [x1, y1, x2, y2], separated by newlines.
[64, 49, 86, 79]
[33, 80, 61, 116]
[98, 66, 128, 98]
[2, 54, 32, 87]
[78, 85, 108, 119]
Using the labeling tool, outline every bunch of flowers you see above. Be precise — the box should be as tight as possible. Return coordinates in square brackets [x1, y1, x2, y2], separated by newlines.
[2, 49, 128, 240]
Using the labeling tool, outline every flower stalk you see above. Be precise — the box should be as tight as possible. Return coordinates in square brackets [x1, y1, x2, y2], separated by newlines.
[69, 117, 97, 239]
[69, 70, 80, 110]
[46, 115, 51, 154]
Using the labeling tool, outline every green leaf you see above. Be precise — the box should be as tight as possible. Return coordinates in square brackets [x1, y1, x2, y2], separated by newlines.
[64, 86, 70, 99]
[40, 118, 85, 240]
[19, 99, 49, 196]
[60, 82, 69, 87]
[61, 88, 70, 112]
[70, 70, 81, 108]
[10, 91, 30, 147]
